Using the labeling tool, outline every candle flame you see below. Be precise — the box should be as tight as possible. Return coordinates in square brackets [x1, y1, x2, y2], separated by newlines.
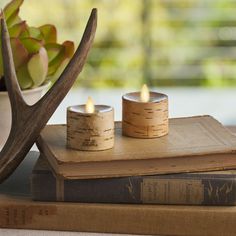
[85, 96, 95, 113]
[140, 84, 150, 102]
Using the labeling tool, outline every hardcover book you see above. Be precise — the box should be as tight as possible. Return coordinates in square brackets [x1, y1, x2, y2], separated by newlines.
[1, 151, 236, 236]
[32, 157, 236, 205]
[37, 115, 236, 179]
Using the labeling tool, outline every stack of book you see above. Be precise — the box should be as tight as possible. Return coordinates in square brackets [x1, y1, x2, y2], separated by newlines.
[1, 115, 236, 235]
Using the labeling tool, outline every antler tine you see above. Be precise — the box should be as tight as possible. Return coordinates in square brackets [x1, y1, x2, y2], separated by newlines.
[0, 9, 97, 183]
[0, 12, 26, 124]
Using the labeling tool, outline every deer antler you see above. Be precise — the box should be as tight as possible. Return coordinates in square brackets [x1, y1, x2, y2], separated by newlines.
[0, 9, 97, 183]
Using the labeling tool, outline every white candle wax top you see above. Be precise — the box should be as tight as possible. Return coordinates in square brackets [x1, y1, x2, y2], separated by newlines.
[69, 105, 113, 114]
[123, 91, 167, 103]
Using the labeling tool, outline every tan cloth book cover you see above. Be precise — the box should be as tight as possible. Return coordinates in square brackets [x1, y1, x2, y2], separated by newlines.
[37, 115, 236, 179]
[1, 194, 236, 236]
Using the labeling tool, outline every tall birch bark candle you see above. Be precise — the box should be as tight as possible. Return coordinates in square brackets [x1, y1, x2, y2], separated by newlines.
[67, 97, 114, 151]
[122, 85, 169, 138]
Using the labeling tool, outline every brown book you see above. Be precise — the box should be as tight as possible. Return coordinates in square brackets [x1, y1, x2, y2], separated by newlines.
[37, 115, 236, 179]
[1, 152, 236, 235]
[2, 195, 236, 235]
[32, 157, 236, 205]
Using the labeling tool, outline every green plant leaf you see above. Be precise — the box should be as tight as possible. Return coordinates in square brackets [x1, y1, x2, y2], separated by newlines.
[46, 58, 70, 83]
[10, 38, 29, 68]
[39, 24, 57, 44]
[20, 38, 43, 54]
[16, 65, 33, 89]
[19, 26, 29, 38]
[8, 21, 27, 37]
[3, 0, 23, 21]
[6, 9, 21, 27]
[0, 37, 29, 80]
[45, 43, 63, 62]
[47, 45, 65, 76]
[28, 27, 43, 40]
[28, 47, 48, 87]
[47, 41, 74, 76]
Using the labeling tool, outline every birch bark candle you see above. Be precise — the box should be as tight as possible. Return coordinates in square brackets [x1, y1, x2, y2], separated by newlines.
[67, 97, 114, 151]
[122, 85, 169, 138]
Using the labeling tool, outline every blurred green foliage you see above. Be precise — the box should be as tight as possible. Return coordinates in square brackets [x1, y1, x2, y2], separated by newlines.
[1, 0, 236, 88]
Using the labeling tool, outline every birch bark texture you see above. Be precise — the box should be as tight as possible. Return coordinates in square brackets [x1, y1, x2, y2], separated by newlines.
[122, 92, 168, 138]
[67, 106, 114, 151]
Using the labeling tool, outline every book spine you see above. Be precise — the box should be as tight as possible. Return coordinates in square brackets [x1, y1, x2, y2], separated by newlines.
[0, 199, 236, 236]
[31, 169, 236, 205]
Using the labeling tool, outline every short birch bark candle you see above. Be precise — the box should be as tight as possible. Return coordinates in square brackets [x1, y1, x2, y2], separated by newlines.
[122, 85, 169, 138]
[67, 97, 114, 151]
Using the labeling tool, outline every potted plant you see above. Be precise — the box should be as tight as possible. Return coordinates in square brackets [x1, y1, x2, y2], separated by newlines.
[0, 0, 75, 146]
